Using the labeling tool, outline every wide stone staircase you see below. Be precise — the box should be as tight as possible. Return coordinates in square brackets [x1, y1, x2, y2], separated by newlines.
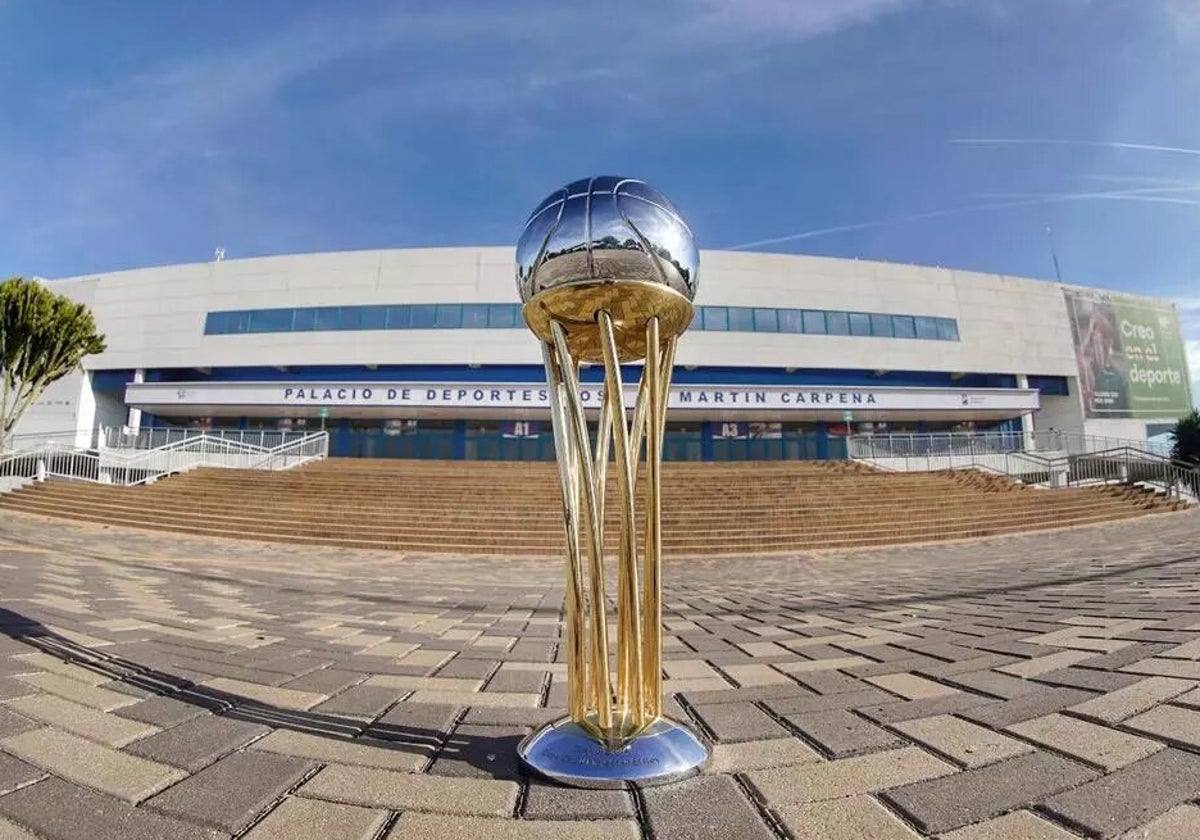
[0, 459, 1184, 555]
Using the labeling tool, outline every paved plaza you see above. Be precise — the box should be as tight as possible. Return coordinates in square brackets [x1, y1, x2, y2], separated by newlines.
[0, 509, 1198, 838]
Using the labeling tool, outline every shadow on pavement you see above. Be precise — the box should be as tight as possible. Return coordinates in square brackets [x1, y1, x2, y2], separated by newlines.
[0, 606, 531, 782]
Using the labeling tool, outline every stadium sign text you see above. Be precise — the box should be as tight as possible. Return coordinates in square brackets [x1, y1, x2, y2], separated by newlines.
[129, 381, 1040, 413]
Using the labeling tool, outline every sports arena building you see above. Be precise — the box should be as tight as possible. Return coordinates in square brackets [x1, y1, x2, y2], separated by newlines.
[21, 247, 1194, 460]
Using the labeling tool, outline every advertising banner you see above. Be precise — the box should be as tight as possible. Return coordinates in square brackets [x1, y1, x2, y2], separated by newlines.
[1064, 289, 1193, 418]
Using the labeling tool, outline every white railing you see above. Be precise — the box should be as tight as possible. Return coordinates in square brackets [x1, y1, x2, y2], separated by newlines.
[100, 426, 318, 451]
[848, 430, 1172, 461]
[0, 430, 328, 489]
[853, 442, 1197, 505]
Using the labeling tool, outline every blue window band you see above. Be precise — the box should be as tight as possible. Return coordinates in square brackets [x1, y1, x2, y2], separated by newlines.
[205, 304, 960, 342]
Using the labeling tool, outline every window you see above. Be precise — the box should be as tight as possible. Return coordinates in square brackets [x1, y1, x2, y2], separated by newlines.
[488, 304, 517, 328]
[292, 308, 317, 331]
[802, 310, 826, 334]
[200, 302, 962, 342]
[386, 305, 411, 329]
[313, 307, 340, 331]
[701, 306, 728, 331]
[411, 304, 437, 328]
[360, 305, 387, 330]
[435, 304, 462, 328]
[204, 312, 232, 334]
[727, 307, 755, 332]
[778, 309, 803, 333]
[753, 308, 779, 332]
[892, 315, 916, 339]
[936, 317, 959, 341]
[247, 308, 293, 333]
[462, 304, 489, 328]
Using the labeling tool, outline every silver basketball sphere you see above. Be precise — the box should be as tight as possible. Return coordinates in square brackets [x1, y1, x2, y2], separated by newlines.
[516, 176, 699, 304]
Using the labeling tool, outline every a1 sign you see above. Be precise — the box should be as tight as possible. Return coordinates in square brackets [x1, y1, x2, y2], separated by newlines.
[842, 409, 853, 422]
[317, 406, 330, 419]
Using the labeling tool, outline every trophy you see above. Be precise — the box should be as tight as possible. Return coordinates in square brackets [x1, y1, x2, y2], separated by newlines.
[515, 177, 709, 787]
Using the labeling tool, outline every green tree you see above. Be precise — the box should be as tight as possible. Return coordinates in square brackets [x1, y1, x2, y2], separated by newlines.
[1171, 408, 1200, 467]
[0, 277, 107, 451]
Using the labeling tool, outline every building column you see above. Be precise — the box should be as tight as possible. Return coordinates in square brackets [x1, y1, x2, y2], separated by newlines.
[815, 421, 829, 460]
[125, 369, 145, 434]
[1016, 374, 1035, 450]
[700, 422, 714, 462]
[452, 420, 467, 460]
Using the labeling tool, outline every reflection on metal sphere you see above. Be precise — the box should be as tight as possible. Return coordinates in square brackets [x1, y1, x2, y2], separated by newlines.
[517, 176, 699, 304]
[516, 177, 699, 362]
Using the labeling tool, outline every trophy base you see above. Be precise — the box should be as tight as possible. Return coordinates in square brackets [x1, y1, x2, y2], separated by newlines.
[518, 716, 710, 789]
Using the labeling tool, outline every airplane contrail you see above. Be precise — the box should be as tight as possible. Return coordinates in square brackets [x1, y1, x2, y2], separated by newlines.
[725, 184, 1200, 250]
[951, 138, 1200, 156]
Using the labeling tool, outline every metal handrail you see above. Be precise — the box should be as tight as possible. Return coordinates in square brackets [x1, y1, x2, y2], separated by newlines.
[0, 430, 330, 489]
[847, 430, 1171, 459]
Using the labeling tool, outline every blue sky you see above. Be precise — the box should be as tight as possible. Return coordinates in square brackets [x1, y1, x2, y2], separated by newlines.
[1, 1, 1197, 395]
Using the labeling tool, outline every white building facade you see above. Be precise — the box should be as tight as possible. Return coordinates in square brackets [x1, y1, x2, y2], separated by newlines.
[20, 247, 1193, 460]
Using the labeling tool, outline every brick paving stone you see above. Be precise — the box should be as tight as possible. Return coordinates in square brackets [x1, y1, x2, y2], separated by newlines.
[765, 688, 893, 717]
[200, 677, 327, 710]
[941, 670, 1036, 699]
[721, 663, 791, 686]
[1175, 686, 1200, 709]
[882, 750, 1097, 834]
[0, 777, 227, 840]
[0, 709, 38, 741]
[407, 689, 541, 707]
[126, 714, 268, 771]
[0, 753, 43, 796]
[960, 686, 1094, 727]
[242, 796, 388, 840]
[113, 695, 208, 728]
[0, 727, 185, 802]
[857, 693, 994, 724]
[523, 780, 636, 820]
[782, 709, 903, 757]
[642, 773, 776, 840]
[436, 657, 499, 679]
[5, 694, 158, 747]
[997, 649, 1096, 677]
[1010, 713, 1164, 769]
[298, 763, 518, 816]
[1067, 676, 1194, 723]
[13, 673, 138, 711]
[0, 816, 38, 840]
[385, 812, 641, 840]
[866, 673, 958, 700]
[428, 723, 526, 781]
[1116, 803, 1200, 839]
[747, 746, 953, 806]
[0, 678, 34, 702]
[776, 795, 921, 840]
[690, 702, 789, 743]
[1120, 658, 1200, 679]
[1031, 666, 1141, 693]
[778, 656, 871, 673]
[937, 810, 1080, 839]
[1123, 704, 1200, 750]
[893, 714, 1033, 767]
[253, 728, 430, 771]
[483, 668, 547, 693]
[280, 668, 365, 696]
[147, 750, 317, 833]
[706, 736, 821, 773]
[312, 685, 404, 719]
[1042, 749, 1200, 838]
